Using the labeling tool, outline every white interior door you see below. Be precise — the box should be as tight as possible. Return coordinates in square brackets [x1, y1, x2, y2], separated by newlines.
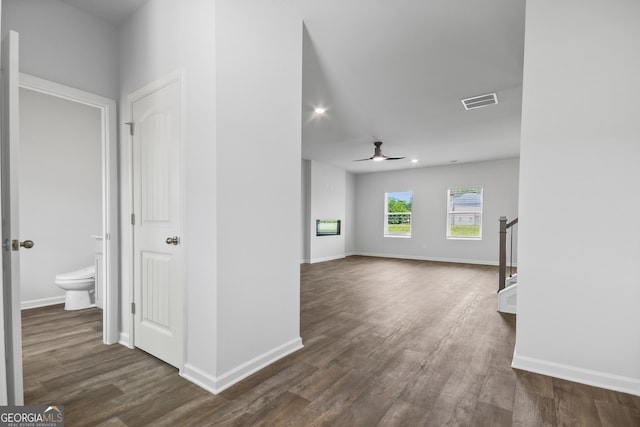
[131, 74, 184, 369]
[1, 30, 24, 405]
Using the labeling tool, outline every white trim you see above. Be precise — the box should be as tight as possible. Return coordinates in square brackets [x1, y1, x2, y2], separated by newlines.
[446, 186, 483, 240]
[384, 191, 413, 237]
[18, 73, 119, 345]
[127, 70, 184, 102]
[309, 254, 346, 264]
[304, 252, 515, 267]
[126, 85, 136, 362]
[180, 364, 217, 394]
[20, 74, 110, 108]
[181, 337, 303, 394]
[118, 332, 132, 349]
[352, 251, 507, 266]
[20, 296, 65, 310]
[512, 353, 640, 397]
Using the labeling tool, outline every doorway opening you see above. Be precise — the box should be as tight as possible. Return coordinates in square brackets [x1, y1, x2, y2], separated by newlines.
[19, 74, 119, 344]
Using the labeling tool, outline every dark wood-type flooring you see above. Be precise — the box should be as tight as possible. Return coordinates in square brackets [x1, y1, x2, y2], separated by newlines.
[23, 256, 640, 426]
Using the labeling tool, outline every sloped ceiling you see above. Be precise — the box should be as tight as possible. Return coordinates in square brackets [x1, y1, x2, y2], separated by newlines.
[285, 0, 525, 173]
[57, 0, 526, 173]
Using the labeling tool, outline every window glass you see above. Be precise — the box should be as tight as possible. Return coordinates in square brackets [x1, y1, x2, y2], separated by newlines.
[385, 191, 412, 237]
[447, 187, 482, 239]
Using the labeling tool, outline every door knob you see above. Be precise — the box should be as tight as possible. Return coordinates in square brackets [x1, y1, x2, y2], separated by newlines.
[21, 240, 35, 249]
[166, 236, 179, 245]
[11, 239, 35, 251]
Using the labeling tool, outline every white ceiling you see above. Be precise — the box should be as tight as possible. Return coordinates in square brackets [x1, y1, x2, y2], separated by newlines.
[284, 0, 526, 173]
[57, 0, 526, 173]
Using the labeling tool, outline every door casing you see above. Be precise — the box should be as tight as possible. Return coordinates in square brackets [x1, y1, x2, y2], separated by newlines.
[18, 73, 119, 344]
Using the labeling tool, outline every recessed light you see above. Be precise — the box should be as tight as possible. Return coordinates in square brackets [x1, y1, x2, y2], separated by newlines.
[411, 159, 418, 163]
[314, 107, 327, 114]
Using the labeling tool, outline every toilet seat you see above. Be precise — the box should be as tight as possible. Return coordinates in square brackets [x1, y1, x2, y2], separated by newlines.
[55, 266, 95, 283]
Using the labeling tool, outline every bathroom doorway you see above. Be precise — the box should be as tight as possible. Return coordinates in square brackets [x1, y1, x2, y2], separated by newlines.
[18, 74, 118, 344]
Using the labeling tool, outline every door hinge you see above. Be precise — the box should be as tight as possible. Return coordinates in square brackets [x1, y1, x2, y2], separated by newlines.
[125, 122, 134, 136]
[131, 213, 135, 225]
[131, 302, 136, 314]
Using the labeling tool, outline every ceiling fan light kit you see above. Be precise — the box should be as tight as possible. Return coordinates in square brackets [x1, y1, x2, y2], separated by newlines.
[354, 141, 406, 162]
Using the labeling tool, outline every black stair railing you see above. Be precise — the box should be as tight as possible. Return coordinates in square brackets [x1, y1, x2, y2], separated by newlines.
[498, 216, 518, 292]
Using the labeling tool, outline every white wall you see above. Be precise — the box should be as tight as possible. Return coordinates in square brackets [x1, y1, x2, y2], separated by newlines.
[309, 160, 346, 263]
[2, 0, 119, 339]
[514, 0, 640, 396]
[214, 0, 302, 387]
[118, 0, 218, 379]
[301, 160, 353, 263]
[5, 0, 302, 396]
[345, 171, 356, 255]
[354, 158, 519, 265]
[1, 0, 119, 99]
[19, 88, 101, 307]
[120, 0, 303, 393]
[301, 159, 311, 262]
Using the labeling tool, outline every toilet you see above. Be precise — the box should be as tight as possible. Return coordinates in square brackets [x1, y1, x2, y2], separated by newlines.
[55, 266, 96, 310]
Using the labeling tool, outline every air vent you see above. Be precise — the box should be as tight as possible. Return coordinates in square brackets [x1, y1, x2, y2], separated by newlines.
[461, 93, 498, 110]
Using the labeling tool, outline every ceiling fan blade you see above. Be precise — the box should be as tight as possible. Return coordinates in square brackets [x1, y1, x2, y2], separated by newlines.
[353, 142, 406, 162]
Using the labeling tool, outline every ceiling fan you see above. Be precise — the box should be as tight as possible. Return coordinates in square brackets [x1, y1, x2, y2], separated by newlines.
[354, 141, 405, 162]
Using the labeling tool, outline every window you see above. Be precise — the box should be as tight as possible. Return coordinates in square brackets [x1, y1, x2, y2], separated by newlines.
[385, 191, 412, 237]
[447, 187, 483, 239]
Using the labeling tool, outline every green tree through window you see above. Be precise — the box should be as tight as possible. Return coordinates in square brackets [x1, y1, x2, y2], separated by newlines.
[385, 191, 412, 237]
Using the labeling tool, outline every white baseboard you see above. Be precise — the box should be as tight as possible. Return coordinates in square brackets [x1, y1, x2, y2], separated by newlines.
[309, 255, 346, 264]
[119, 332, 132, 348]
[181, 337, 303, 394]
[181, 364, 218, 394]
[352, 251, 505, 266]
[512, 353, 640, 397]
[303, 252, 498, 267]
[21, 296, 66, 310]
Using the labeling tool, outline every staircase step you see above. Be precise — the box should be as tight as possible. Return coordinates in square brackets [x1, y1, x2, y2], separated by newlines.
[498, 283, 517, 314]
[506, 273, 518, 287]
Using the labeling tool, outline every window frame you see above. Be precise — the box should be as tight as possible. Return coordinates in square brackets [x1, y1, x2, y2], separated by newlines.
[446, 187, 483, 240]
[384, 191, 413, 238]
